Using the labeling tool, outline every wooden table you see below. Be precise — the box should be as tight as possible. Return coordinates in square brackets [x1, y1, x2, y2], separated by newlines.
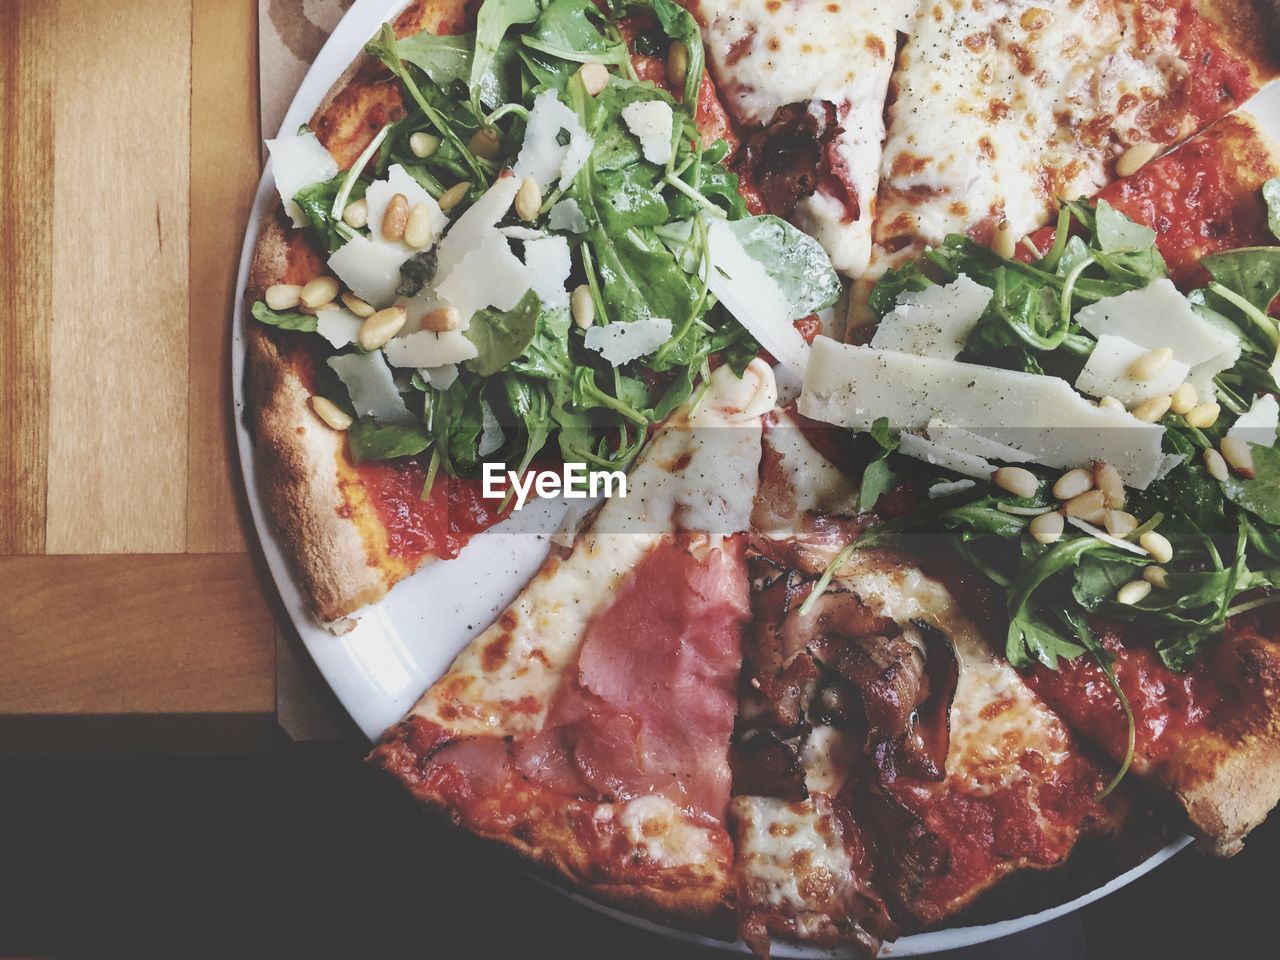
[1, 0, 293, 748]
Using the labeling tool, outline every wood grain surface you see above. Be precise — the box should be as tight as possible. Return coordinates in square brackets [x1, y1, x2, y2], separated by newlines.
[0, 0, 276, 719]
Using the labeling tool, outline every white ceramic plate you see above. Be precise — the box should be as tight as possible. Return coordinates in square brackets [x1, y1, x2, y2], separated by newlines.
[232, 3, 1279, 953]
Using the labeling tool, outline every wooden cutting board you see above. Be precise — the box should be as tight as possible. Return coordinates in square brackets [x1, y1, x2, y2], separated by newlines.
[1, 0, 276, 730]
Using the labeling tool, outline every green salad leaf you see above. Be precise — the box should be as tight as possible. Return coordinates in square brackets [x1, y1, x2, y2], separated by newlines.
[251, 301, 317, 332]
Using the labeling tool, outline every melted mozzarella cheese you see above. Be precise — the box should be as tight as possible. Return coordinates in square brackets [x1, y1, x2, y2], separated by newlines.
[617, 796, 716, 867]
[731, 795, 852, 912]
[691, 0, 915, 276]
[875, 0, 1184, 270]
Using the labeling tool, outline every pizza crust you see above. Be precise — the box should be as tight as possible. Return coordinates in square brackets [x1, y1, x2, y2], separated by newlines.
[370, 717, 737, 939]
[1196, 0, 1280, 85]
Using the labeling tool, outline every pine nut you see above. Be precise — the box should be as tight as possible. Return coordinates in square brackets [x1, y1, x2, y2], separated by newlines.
[1127, 346, 1173, 381]
[422, 305, 461, 333]
[1116, 579, 1152, 605]
[515, 177, 542, 222]
[1139, 530, 1174, 564]
[571, 285, 595, 330]
[1132, 394, 1172, 422]
[1184, 402, 1220, 429]
[578, 62, 609, 96]
[265, 283, 303, 311]
[342, 197, 369, 229]
[1220, 436, 1256, 478]
[341, 292, 375, 318]
[409, 132, 440, 159]
[666, 41, 690, 88]
[1203, 447, 1229, 482]
[1143, 565, 1169, 589]
[1053, 468, 1093, 500]
[1098, 395, 1125, 412]
[468, 128, 501, 160]
[309, 395, 352, 431]
[1029, 510, 1064, 544]
[1062, 489, 1107, 520]
[993, 466, 1039, 499]
[404, 203, 435, 249]
[358, 305, 407, 351]
[1170, 382, 1198, 415]
[437, 181, 470, 213]
[1116, 140, 1160, 177]
[1092, 460, 1126, 508]
[300, 275, 339, 309]
[1104, 510, 1139, 538]
[382, 193, 409, 242]
[992, 219, 1016, 259]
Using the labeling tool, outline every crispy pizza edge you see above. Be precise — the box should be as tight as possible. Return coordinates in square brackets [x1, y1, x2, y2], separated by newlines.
[368, 718, 738, 940]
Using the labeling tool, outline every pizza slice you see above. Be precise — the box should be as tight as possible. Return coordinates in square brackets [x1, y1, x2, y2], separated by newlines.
[727, 415, 1142, 954]
[1021, 110, 1280, 289]
[684, 0, 918, 276]
[368, 363, 777, 935]
[872, 0, 1280, 273]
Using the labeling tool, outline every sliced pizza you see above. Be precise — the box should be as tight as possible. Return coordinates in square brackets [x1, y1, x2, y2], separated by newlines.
[1022, 110, 1280, 289]
[728, 415, 1139, 953]
[368, 363, 776, 935]
[872, 0, 1280, 272]
[685, 0, 918, 276]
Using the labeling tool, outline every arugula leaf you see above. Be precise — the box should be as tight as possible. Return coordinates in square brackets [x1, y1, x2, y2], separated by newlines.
[643, 0, 705, 107]
[397, 249, 439, 297]
[868, 261, 933, 318]
[721, 216, 843, 317]
[1202, 247, 1280, 314]
[524, 0, 628, 66]
[292, 175, 365, 252]
[1265, 178, 1280, 242]
[251, 301, 317, 332]
[465, 290, 548, 376]
[1221, 443, 1280, 525]
[347, 419, 430, 464]
[471, 0, 543, 110]
[943, 500, 1030, 540]
[392, 31, 519, 109]
[1007, 611, 1086, 670]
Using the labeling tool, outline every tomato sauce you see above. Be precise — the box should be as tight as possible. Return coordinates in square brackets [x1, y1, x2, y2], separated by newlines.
[353, 458, 505, 562]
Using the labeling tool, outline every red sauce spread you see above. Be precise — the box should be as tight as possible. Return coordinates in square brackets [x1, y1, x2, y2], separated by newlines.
[352, 458, 505, 562]
[1172, 11, 1257, 130]
[1024, 623, 1223, 770]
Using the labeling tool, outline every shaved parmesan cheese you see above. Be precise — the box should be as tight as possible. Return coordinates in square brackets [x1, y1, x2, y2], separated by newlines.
[1074, 334, 1190, 404]
[328, 236, 410, 308]
[314, 307, 363, 348]
[1228, 394, 1279, 447]
[799, 338, 1167, 488]
[420, 364, 459, 392]
[434, 175, 521, 283]
[1156, 453, 1185, 481]
[383, 330, 478, 369]
[549, 198, 587, 234]
[499, 226, 545, 241]
[512, 90, 592, 192]
[871, 274, 992, 359]
[364, 164, 447, 255]
[478, 403, 505, 457]
[621, 100, 674, 165]
[583, 316, 673, 366]
[930, 478, 977, 498]
[435, 230, 532, 325]
[266, 131, 338, 227]
[704, 218, 809, 377]
[926, 419, 1034, 463]
[522, 236, 571, 309]
[1066, 517, 1149, 555]
[327, 352, 413, 423]
[898, 433, 995, 480]
[1075, 280, 1240, 400]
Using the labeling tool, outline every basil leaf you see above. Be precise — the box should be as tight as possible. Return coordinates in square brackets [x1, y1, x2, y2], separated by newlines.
[251, 301, 317, 332]
[465, 290, 547, 377]
[1221, 443, 1280, 525]
[346, 419, 430, 465]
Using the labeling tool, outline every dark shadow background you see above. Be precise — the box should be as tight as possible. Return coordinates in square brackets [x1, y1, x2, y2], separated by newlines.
[0, 747, 1275, 960]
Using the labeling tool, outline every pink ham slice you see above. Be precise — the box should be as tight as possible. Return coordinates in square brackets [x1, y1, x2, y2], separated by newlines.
[515, 536, 750, 825]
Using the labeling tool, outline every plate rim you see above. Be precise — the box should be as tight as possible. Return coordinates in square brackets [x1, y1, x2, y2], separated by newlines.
[230, 2, 1205, 953]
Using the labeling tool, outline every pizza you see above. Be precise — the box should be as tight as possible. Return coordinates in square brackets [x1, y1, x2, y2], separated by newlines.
[239, 0, 1280, 955]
